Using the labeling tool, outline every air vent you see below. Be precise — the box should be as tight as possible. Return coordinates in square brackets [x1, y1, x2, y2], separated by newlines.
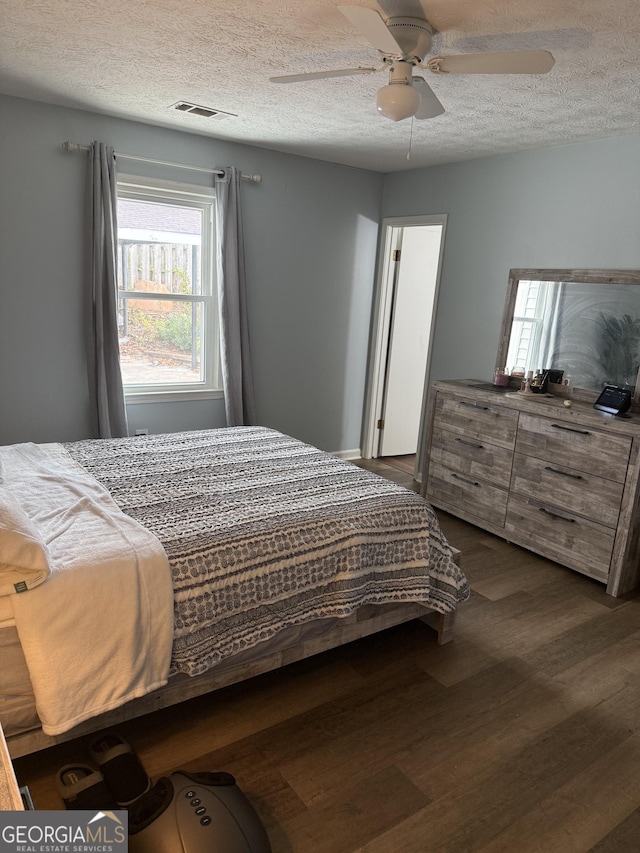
[169, 101, 236, 120]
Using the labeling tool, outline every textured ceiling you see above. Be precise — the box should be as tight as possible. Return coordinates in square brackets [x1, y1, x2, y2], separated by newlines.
[1, 0, 640, 172]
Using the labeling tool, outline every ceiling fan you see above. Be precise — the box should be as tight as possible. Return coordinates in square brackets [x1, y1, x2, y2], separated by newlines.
[269, 5, 555, 122]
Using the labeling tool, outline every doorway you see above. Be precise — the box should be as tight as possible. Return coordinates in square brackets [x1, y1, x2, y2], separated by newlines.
[362, 214, 447, 480]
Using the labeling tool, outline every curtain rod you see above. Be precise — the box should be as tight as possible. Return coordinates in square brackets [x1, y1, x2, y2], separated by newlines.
[62, 141, 262, 184]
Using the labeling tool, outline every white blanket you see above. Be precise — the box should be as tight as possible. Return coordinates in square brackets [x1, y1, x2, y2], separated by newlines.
[0, 489, 51, 596]
[0, 443, 173, 736]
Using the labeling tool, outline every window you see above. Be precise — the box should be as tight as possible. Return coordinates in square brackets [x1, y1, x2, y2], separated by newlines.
[506, 279, 556, 374]
[116, 178, 219, 401]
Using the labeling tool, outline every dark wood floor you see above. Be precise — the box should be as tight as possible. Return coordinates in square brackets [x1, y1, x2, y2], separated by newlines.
[14, 460, 640, 852]
[378, 453, 417, 476]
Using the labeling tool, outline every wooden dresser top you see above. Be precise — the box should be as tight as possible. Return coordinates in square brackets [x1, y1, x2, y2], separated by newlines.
[433, 379, 640, 439]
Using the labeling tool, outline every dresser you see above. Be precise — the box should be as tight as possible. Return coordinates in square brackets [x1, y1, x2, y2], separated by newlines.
[421, 380, 640, 596]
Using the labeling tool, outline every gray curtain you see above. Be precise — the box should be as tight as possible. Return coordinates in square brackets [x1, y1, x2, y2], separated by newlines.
[214, 167, 256, 426]
[87, 142, 128, 438]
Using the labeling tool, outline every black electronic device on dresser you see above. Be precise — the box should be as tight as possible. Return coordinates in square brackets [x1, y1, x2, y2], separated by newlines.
[593, 385, 633, 416]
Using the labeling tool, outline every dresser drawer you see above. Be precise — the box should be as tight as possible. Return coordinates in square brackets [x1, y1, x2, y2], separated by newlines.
[505, 493, 613, 582]
[427, 460, 509, 526]
[510, 453, 624, 529]
[515, 413, 631, 482]
[434, 393, 518, 450]
[430, 426, 513, 489]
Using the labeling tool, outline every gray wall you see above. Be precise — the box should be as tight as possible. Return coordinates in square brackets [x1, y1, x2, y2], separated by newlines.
[3, 91, 640, 454]
[382, 134, 640, 387]
[0, 95, 383, 451]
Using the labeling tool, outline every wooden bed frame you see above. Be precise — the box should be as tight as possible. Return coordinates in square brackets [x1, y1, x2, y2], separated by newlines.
[6, 592, 458, 759]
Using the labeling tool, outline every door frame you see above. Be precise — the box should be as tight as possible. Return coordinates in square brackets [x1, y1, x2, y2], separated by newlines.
[361, 213, 448, 476]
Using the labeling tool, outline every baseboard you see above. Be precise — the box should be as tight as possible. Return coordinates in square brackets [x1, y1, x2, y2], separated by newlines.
[332, 449, 361, 461]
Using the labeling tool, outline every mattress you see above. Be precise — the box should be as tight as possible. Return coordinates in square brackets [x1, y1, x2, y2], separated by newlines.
[0, 625, 39, 737]
[0, 613, 351, 739]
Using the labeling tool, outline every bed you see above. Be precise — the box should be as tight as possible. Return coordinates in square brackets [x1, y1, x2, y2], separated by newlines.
[0, 426, 469, 758]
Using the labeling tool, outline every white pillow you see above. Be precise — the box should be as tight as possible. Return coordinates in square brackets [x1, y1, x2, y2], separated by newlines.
[0, 489, 51, 596]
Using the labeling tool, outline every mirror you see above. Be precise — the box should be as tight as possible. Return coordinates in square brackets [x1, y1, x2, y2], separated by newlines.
[496, 269, 640, 402]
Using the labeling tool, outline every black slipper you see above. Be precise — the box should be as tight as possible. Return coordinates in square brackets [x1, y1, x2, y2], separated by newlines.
[56, 763, 117, 810]
[88, 732, 151, 806]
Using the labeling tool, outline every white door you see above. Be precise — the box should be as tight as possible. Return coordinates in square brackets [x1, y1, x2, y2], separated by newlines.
[379, 225, 442, 456]
[362, 214, 447, 475]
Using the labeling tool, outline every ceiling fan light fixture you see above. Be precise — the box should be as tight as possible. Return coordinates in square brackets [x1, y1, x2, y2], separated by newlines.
[270, 7, 556, 122]
[376, 81, 421, 121]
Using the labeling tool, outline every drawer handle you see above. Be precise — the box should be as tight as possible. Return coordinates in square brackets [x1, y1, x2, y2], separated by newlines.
[451, 473, 480, 487]
[551, 423, 591, 436]
[539, 507, 576, 523]
[544, 465, 583, 481]
[459, 401, 489, 411]
[455, 437, 484, 449]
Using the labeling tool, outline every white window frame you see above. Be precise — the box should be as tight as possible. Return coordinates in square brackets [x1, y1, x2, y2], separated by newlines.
[116, 175, 221, 403]
[506, 280, 550, 374]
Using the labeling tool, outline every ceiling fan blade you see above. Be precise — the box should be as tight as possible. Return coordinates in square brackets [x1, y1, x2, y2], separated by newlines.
[429, 50, 555, 75]
[412, 77, 445, 119]
[338, 5, 403, 55]
[269, 66, 378, 83]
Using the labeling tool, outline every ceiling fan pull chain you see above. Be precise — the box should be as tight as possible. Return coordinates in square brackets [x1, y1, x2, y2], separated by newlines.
[407, 116, 415, 160]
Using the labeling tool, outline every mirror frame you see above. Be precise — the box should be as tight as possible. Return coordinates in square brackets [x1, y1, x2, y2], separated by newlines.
[496, 268, 640, 405]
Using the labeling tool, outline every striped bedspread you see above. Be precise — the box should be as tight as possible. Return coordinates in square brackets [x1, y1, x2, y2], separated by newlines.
[65, 427, 469, 676]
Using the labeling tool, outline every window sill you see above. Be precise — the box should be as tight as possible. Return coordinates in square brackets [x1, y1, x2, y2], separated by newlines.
[125, 388, 224, 405]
